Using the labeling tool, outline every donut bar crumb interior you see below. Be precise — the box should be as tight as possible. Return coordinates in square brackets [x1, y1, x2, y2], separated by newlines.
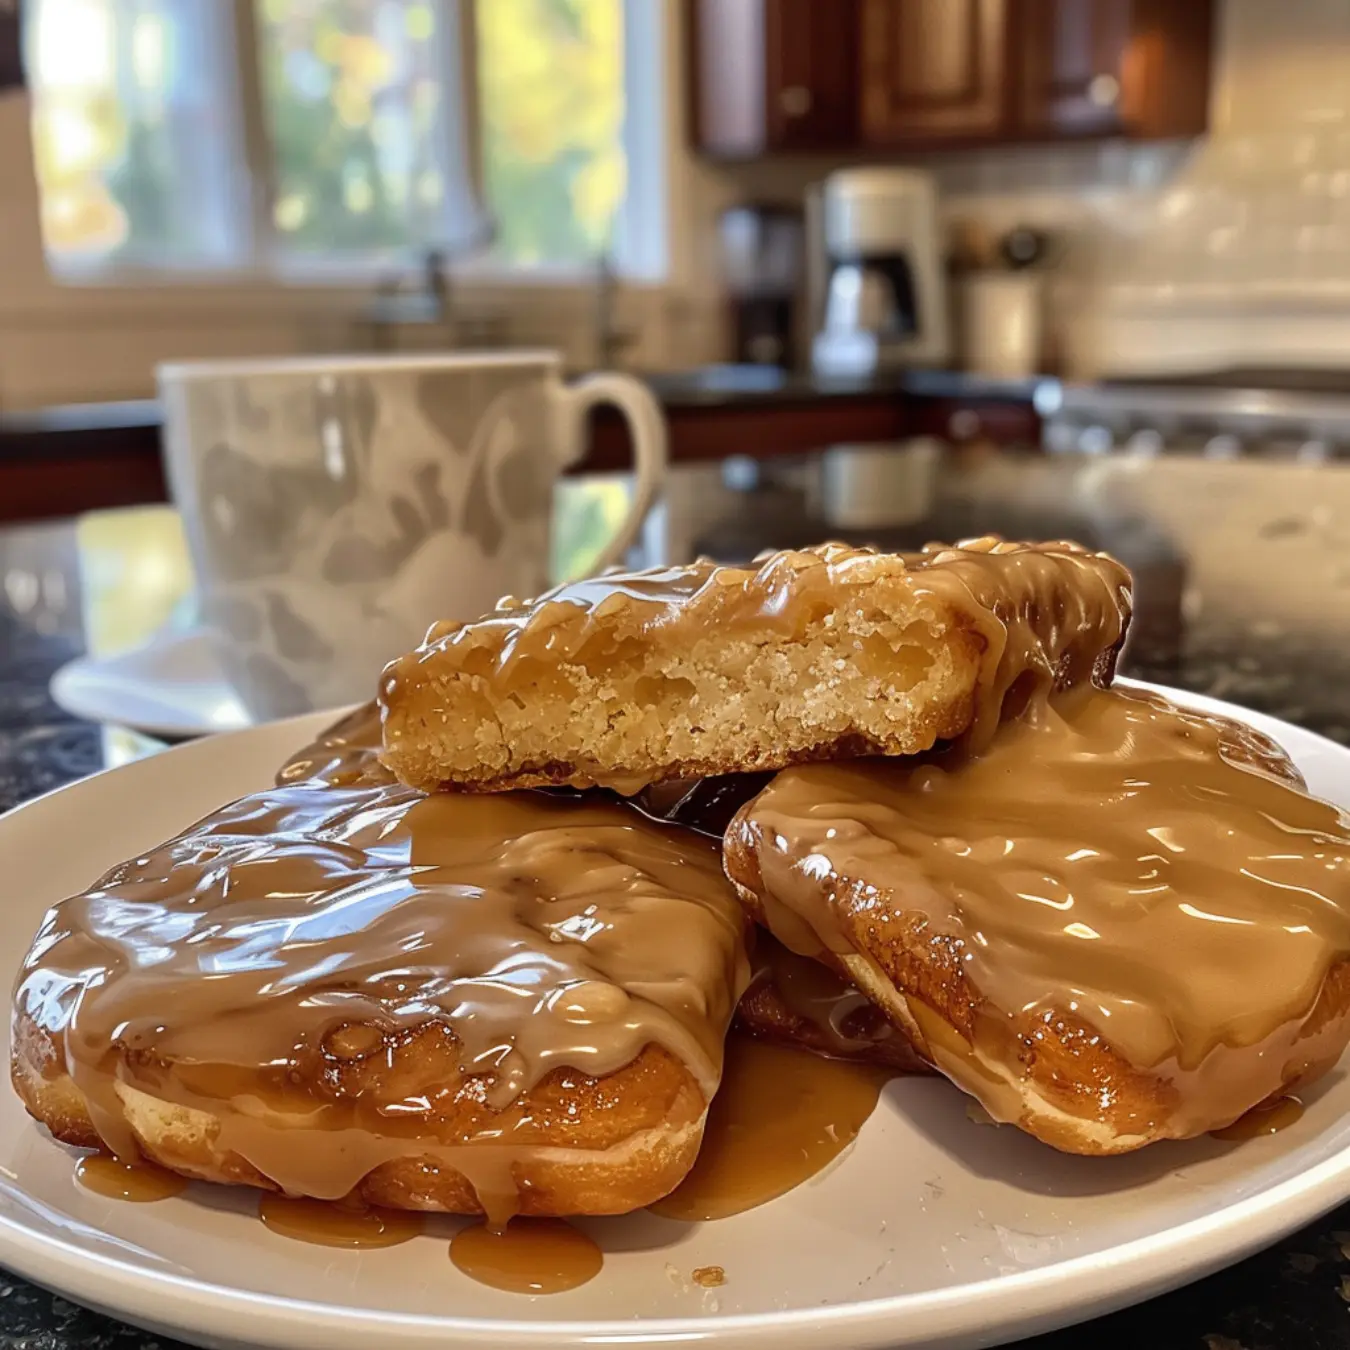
[379, 539, 1133, 794]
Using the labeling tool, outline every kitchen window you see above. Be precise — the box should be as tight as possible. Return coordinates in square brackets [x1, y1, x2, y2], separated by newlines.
[23, 0, 665, 283]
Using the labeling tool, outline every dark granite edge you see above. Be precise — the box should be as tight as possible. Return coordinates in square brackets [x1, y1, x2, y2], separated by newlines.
[0, 370, 1049, 462]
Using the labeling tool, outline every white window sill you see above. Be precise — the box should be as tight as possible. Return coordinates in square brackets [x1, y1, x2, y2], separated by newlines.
[46, 254, 661, 285]
[0, 268, 666, 327]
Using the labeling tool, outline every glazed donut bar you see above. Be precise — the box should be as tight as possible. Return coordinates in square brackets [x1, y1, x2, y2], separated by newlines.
[17, 531, 1350, 1231]
[724, 685, 1350, 1153]
[378, 539, 1133, 794]
[13, 784, 749, 1225]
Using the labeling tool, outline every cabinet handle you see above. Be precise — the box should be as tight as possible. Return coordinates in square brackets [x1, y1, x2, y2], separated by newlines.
[948, 410, 981, 441]
[1088, 74, 1120, 107]
[780, 85, 813, 118]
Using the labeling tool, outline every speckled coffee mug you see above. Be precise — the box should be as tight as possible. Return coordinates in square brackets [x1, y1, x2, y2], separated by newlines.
[158, 351, 667, 721]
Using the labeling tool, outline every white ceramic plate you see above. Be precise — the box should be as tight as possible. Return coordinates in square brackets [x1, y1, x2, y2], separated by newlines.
[2, 683, 1350, 1350]
[49, 629, 249, 738]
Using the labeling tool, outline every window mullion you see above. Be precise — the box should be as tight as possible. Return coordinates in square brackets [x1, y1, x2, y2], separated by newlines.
[458, 0, 486, 211]
[615, 0, 667, 282]
[432, 0, 490, 255]
[230, 0, 275, 272]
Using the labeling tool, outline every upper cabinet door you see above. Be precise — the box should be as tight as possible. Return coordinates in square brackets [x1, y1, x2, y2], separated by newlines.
[690, 0, 859, 157]
[858, 0, 1009, 146]
[1014, 0, 1214, 140]
[765, 0, 861, 149]
[1014, 0, 1132, 137]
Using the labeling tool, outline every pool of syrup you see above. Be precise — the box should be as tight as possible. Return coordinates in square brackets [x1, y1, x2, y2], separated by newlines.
[69, 1043, 1314, 1295]
[1210, 1096, 1304, 1141]
[258, 1194, 424, 1248]
[449, 1219, 603, 1294]
[75, 1155, 187, 1202]
[650, 1032, 893, 1222]
[67, 1032, 892, 1292]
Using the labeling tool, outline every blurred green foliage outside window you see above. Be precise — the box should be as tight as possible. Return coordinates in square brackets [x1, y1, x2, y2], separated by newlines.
[26, 0, 636, 276]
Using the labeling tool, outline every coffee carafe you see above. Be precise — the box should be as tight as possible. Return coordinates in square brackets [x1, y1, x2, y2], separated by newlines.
[810, 168, 950, 377]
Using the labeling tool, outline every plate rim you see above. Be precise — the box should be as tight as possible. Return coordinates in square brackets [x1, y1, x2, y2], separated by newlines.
[2, 684, 1348, 1350]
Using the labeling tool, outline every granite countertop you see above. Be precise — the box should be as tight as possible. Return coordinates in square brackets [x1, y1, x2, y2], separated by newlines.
[0, 367, 1042, 467]
[15, 366, 1350, 460]
[0, 370, 1046, 458]
[6, 455, 1350, 1346]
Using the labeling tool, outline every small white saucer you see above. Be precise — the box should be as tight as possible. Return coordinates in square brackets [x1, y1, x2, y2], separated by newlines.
[50, 629, 250, 739]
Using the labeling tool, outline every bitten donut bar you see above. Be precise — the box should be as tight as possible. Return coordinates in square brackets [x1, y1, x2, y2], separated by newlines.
[378, 539, 1132, 794]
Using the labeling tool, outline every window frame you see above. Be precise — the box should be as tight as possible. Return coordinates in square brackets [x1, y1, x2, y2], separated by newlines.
[455, 0, 667, 284]
[25, 0, 256, 281]
[26, 0, 664, 288]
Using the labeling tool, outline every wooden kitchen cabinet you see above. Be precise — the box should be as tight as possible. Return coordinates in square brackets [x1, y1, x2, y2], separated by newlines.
[1012, 0, 1215, 140]
[1013, 0, 1133, 138]
[689, 0, 860, 157]
[858, 0, 1008, 146]
[689, 0, 1214, 158]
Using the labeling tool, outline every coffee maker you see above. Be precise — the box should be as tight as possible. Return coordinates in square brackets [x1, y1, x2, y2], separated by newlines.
[716, 204, 804, 368]
[810, 168, 950, 377]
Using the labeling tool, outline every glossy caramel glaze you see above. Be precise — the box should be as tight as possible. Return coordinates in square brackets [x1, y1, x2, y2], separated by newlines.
[386, 541, 1127, 710]
[378, 539, 1132, 793]
[634, 775, 773, 840]
[649, 1033, 891, 1221]
[258, 1195, 424, 1248]
[16, 783, 749, 1218]
[75, 1155, 187, 1202]
[736, 934, 930, 1072]
[450, 1218, 603, 1293]
[275, 701, 390, 788]
[730, 685, 1350, 1145]
[896, 538, 1131, 751]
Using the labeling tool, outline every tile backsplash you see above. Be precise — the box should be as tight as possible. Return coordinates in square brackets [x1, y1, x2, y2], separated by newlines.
[1069, 0, 1350, 377]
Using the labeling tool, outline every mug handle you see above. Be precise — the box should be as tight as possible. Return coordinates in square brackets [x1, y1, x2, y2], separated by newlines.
[558, 373, 668, 571]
